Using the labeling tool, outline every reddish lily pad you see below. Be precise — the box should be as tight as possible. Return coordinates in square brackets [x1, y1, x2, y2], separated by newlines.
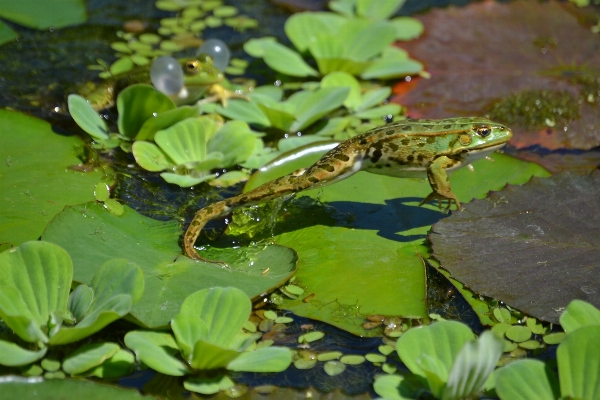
[396, 0, 600, 150]
[430, 172, 600, 323]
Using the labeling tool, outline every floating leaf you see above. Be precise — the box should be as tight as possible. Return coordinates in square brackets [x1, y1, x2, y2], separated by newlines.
[559, 299, 600, 333]
[62, 342, 120, 375]
[0, 341, 47, 367]
[68, 94, 109, 140]
[43, 202, 296, 328]
[0, 110, 107, 250]
[430, 172, 600, 323]
[117, 84, 175, 138]
[557, 325, 600, 400]
[496, 359, 560, 400]
[124, 331, 188, 376]
[0, 0, 86, 30]
[324, 360, 346, 376]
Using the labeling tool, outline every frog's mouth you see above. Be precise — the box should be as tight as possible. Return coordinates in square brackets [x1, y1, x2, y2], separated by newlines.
[460, 142, 508, 164]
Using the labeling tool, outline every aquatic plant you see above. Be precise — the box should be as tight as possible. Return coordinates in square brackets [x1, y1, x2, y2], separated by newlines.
[125, 287, 291, 395]
[0, 241, 143, 377]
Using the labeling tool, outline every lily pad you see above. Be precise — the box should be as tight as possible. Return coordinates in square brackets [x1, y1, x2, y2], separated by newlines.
[0, 376, 156, 399]
[42, 202, 296, 328]
[233, 153, 547, 335]
[398, 1, 600, 150]
[430, 171, 600, 323]
[0, 109, 106, 252]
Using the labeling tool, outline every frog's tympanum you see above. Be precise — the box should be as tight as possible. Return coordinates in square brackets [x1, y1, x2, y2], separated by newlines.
[184, 117, 512, 262]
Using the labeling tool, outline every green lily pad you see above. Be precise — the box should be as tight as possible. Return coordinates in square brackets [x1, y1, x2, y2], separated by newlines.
[42, 202, 296, 328]
[0, 0, 86, 30]
[430, 172, 599, 323]
[0, 376, 156, 399]
[0, 109, 107, 252]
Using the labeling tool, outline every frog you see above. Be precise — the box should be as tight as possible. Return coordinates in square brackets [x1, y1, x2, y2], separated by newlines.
[184, 117, 513, 262]
[76, 55, 227, 111]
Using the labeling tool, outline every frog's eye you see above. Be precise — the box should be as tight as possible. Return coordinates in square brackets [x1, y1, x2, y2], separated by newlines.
[184, 60, 200, 74]
[475, 125, 492, 137]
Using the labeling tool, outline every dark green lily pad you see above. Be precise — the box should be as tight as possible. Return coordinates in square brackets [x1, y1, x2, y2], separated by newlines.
[238, 153, 548, 335]
[430, 171, 600, 323]
[0, 0, 86, 30]
[0, 110, 107, 253]
[42, 202, 296, 328]
[0, 376, 156, 399]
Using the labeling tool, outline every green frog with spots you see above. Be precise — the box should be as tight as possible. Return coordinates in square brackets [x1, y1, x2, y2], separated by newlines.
[184, 117, 513, 262]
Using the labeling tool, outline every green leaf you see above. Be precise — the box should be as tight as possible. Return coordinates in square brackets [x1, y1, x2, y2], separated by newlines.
[419, 354, 448, 398]
[361, 47, 423, 80]
[0, 340, 47, 366]
[0, 376, 155, 399]
[189, 339, 240, 370]
[397, 321, 475, 378]
[68, 285, 93, 321]
[390, 17, 424, 40]
[559, 299, 600, 333]
[206, 121, 256, 167]
[135, 106, 199, 141]
[0, 110, 106, 250]
[284, 12, 346, 53]
[373, 374, 415, 400]
[226, 346, 292, 372]
[184, 374, 235, 395]
[132, 141, 175, 172]
[291, 87, 350, 132]
[557, 325, 600, 400]
[82, 348, 134, 379]
[245, 38, 319, 77]
[354, 104, 401, 120]
[356, 0, 405, 20]
[0, 20, 17, 46]
[50, 259, 143, 345]
[171, 313, 209, 360]
[495, 359, 559, 400]
[443, 331, 504, 400]
[0, 0, 86, 30]
[154, 118, 208, 164]
[212, 99, 271, 127]
[160, 172, 216, 187]
[68, 94, 109, 140]
[321, 72, 361, 110]
[356, 87, 392, 112]
[341, 20, 397, 62]
[0, 241, 72, 342]
[43, 202, 296, 329]
[179, 287, 251, 348]
[62, 342, 120, 375]
[124, 331, 189, 376]
[117, 84, 175, 138]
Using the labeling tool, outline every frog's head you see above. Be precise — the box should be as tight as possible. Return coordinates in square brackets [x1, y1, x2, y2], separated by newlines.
[179, 55, 224, 87]
[452, 117, 513, 163]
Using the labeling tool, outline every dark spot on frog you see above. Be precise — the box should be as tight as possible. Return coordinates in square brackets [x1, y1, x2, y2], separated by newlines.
[426, 137, 436, 144]
[407, 155, 414, 162]
[387, 142, 399, 152]
[443, 124, 452, 129]
[402, 125, 412, 131]
[333, 153, 350, 162]
[308, 176, 319, 183]
[385, 129, 395, 135]
[360, 139, 368, 145]
[321, 164, 335, 172]
[385, 163, 391, 168]
[401, 139, 410, 146]
[238, 196, 249, 204]
[371, 149, 383, 163]
[417, 154, 424, 162]
[417, 142, 426, 147]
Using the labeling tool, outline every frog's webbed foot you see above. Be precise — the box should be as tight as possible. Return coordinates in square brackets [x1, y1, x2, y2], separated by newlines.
[419, 191, 462, 212]
[198, 83, 249, 107]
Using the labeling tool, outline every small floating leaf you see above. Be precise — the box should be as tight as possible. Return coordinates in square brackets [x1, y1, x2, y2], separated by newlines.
[298, 331, 324, 343]
[340, 355, 365, 365]
[324, 360, 346, 376]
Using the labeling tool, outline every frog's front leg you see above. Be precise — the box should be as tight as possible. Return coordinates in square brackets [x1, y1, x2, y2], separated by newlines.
[419, 155, 462, 211]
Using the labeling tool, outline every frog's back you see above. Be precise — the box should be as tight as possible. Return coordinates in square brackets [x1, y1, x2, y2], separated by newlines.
[350, 117, 494, 178]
